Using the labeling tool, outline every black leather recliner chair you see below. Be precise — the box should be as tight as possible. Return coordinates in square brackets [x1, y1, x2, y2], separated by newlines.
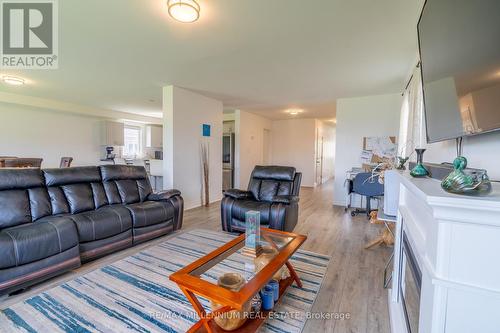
[0, 165, 183, 295]
[221, 166, 301, 232]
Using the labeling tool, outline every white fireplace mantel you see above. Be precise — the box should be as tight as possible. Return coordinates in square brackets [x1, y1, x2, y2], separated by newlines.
[387, 171, 500, 333]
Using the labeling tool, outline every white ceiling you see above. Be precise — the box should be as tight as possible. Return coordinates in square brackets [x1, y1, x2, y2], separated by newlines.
[0, 0, 423, 120]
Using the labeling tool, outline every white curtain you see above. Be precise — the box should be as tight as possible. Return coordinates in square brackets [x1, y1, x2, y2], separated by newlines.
[398, 65, 426, 159]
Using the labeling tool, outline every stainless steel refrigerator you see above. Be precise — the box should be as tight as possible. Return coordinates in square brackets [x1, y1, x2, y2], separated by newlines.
[222, 133, 235, 190]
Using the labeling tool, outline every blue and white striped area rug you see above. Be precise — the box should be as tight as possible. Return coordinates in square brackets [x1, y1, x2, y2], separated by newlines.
[0, 229, 330, 333]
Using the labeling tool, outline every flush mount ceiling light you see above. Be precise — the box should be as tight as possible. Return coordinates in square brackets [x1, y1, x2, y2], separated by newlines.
[285, 109, 304, 116]
[167, 0, 200, 23]
[2, 75, 25, 86]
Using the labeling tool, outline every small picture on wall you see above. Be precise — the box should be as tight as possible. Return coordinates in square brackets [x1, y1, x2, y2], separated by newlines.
[202, 124, 211, 137]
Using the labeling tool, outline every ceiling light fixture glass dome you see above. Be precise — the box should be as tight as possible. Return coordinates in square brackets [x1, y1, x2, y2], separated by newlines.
[167, 0, 200, 23]
[2, 75, 25, 86]
[286, 109, 304, 116]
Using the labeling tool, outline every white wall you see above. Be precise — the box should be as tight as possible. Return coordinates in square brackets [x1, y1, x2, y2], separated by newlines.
[423, 129, 500, 181]
[0, 93, 161, 168]
[163, 86, 223, 209]
[271, 118, 317, 187]
[234, 110, 273, 188]
[333, 93, 402, 206]
[0, 103, 108, 167]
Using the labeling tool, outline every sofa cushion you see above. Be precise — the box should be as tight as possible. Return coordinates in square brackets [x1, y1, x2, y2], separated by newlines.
[91, 183, 109, 209]
[252, 166, 296, 181]
[69, 205, 132, 243]
[259, 180, 280, 202]
[103, 182, 121, 205]
[100, 165, 148, 182]
[43, 166, 101, 187]
[0, 168, 48, 229]
[43, 167, 101, 215]
[61, 184, 95, 214]
[247, 166, 297, 202]
[0, 168, 44, 191]
[232, 200, 271, 224]
[125, 201, 174, 228]
[47, 187, 70, 215]
[0, 216, 78, 269]
[100, 165, 152, 205]
[116, 180, 140, 204]
[0, 190, 31, 229]
[28, 187, 52, 220]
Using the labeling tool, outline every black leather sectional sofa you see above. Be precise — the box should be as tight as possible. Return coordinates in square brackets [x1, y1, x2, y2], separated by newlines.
[0, 165, 183, 295]
[221, 166, 301, 233]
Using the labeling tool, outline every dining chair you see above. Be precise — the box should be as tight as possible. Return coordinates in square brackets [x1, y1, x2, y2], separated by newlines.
[59, 157, 73, 168]
[0, 156, 17, 168]
[3, 158, 43, 168]
[350, 172, 384, 218]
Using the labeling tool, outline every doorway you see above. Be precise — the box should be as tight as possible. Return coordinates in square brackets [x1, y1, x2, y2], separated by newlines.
[315, 134, 324, 186]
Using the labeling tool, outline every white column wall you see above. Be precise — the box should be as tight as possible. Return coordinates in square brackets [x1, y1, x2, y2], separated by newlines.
[163, 86, 223, 209]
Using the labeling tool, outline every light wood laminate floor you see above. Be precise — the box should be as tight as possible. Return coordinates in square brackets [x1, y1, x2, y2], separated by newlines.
[1, 180, 391, 333]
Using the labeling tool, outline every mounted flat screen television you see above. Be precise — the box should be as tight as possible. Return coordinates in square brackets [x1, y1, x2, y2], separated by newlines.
[418, 0, 500, 143]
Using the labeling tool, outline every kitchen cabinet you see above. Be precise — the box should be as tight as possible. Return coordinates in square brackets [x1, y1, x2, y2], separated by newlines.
[149, 159, 163, 191]
[223, 121, 235, 134]
[101, 121, 124, 146]
[146, 125, 163, 148]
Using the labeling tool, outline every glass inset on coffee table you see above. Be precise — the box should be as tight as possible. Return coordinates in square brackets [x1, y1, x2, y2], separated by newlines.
[169, 228, 307, 333]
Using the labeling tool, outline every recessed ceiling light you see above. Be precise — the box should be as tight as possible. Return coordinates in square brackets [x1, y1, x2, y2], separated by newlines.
[167, 0, 200, 23]
[2, 75, 25, 86]
[286, 109, 304, 116]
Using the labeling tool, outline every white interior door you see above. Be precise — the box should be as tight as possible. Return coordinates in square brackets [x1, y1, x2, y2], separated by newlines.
[316, 136, 324, 185]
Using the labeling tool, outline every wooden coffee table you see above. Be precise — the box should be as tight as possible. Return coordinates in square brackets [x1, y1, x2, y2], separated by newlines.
[169, 228, 307, 333]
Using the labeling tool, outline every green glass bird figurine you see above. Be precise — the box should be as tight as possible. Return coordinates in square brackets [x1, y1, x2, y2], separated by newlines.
[441, 156, 491, 195]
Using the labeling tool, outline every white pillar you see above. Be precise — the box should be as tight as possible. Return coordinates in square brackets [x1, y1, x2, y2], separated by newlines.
[162, 86, 174, 190]
[161, 85, 223, 209]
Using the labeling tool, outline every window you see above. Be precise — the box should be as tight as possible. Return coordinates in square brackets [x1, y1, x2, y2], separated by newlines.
[123, 126, 142, 157]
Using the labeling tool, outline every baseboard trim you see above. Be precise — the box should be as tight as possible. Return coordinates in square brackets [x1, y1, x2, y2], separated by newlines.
[333, 200, 346, 206]
[185, 195, 223, 210]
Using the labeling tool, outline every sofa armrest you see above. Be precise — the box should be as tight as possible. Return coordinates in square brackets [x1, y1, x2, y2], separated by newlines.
[148, 189, 181, 201]
[272, 195, 299, 204]
[223, 189, 253, 200]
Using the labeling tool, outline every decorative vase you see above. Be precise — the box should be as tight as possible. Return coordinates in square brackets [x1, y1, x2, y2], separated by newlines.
[254, 246, 290, 281]
[200, 142, 210, 206]
[211, 273, 250, 331]
[242, 211, 262, 257]
[410, 149, 429, 177]
[396, 156, 409, 170]
[441, 156, 492, 195]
